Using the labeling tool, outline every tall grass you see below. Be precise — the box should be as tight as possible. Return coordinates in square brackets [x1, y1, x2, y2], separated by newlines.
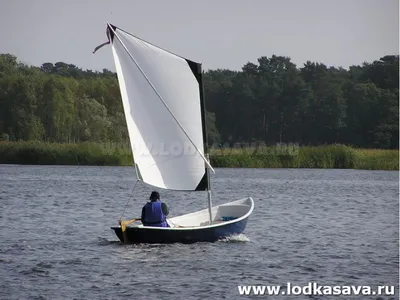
[353, 148, 399, 170]
[0, 141, 398, 170]
[211, 144, 399, 170]
[0, 141, 133, 166]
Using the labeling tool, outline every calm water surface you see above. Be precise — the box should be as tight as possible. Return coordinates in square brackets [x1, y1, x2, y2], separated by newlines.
[0, 165, 398, 299]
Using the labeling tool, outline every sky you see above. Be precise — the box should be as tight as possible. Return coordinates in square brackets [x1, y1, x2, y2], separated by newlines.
[0, 0, 398, 72]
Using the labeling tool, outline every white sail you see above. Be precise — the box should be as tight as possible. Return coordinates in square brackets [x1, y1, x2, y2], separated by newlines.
[107, 24, 210, 191]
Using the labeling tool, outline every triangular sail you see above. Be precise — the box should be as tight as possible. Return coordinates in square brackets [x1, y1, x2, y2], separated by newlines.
[106, 24, 211, 191]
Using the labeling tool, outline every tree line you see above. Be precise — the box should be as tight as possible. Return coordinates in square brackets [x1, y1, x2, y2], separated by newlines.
[0, 53, 398, 149]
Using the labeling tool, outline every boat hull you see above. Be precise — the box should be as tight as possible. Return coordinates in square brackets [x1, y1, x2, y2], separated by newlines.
[111, 216, 248, 244]
[111, 197, 254, 244]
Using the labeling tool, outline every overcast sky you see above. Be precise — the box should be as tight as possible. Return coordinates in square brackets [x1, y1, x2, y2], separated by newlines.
[1, 0, 398, 72]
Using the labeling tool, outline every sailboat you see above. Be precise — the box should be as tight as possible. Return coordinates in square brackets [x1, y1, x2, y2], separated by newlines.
[94, 23, 254, 244]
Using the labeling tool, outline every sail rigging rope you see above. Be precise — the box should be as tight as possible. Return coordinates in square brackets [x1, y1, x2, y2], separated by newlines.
[138, 179, 150, 195]
[92, 25, 112, 54]
[119, 179, 140, 221]
[93, 41, 110, 54]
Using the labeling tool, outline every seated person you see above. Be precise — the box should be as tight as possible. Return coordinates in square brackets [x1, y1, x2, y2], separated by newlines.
[141, 191, 169, 227]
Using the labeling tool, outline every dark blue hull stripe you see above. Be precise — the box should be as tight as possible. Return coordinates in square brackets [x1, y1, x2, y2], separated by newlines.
[111, 217, 249, 244]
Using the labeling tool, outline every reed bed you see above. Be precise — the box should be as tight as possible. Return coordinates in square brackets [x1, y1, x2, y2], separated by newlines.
[0, 141, 132, 166]
[0, 141, 398, 170]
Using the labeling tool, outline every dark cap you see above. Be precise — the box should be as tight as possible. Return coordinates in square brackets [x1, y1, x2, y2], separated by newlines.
[149, 191, 160, 200]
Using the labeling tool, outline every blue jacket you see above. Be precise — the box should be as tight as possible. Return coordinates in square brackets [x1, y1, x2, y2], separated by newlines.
[141, 200, 169, 227]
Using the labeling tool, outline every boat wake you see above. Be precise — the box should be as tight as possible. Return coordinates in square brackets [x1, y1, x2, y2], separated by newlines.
[218, 234, 250, 243]
[97, 237, 121, 246]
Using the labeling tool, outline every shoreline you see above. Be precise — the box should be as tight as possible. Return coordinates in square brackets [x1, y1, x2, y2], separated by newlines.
[0, 142, 398, 171]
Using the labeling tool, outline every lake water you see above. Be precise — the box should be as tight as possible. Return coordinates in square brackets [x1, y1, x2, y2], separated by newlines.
[0, 165, 398, 299]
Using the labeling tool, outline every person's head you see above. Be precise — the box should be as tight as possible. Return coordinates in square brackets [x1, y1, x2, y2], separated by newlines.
[149, 191, 160, 201]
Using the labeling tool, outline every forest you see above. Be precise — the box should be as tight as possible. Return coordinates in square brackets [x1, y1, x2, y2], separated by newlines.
[0, 53, 398, 150]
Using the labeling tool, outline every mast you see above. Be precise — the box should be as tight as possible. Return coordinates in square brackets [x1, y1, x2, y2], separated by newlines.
[207, 158, 213, 225]
[197, 63, 213, 225]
